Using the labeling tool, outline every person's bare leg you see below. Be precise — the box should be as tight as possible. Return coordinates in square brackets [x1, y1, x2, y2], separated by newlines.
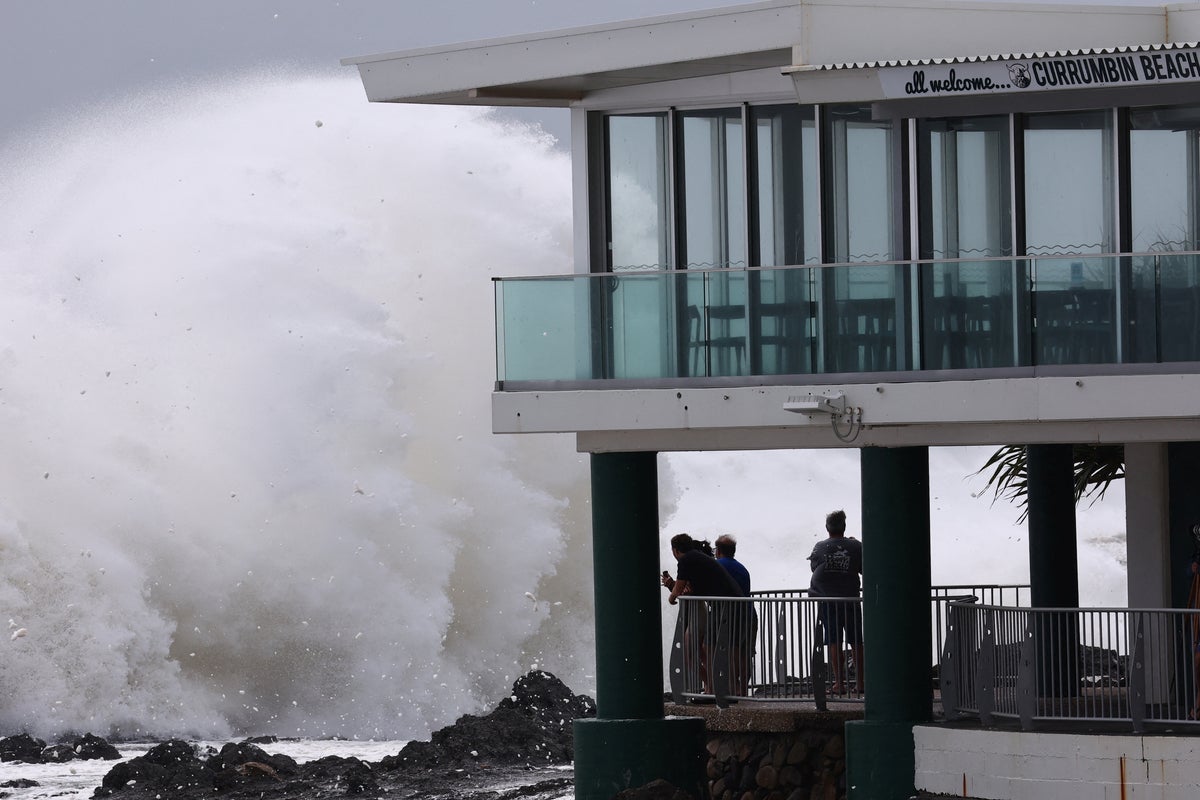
[828, 644, 844, 694]
[853, 644, 865, 693]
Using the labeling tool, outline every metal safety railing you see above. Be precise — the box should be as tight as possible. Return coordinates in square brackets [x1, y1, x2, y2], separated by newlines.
[668, 585, 1028, 709]
[941, 602, 1200, 731]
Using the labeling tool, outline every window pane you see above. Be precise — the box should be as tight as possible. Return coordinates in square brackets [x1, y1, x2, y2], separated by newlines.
[919, 116, 1012, 260]
[680, 109, 747, 376]
[751, 104, 818, 267]
[750, 104, 818, 375]
[1024, 110, 1113, 256]
[825, 105, 895, 264]
[1130, 105, 1200, 253]
[605, 114, 675, 377]
[607, 114, 670, 272]
[680, 110, 746, 269]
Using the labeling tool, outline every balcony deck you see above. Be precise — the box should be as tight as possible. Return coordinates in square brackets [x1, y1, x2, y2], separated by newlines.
[491, 255, 1200, 449]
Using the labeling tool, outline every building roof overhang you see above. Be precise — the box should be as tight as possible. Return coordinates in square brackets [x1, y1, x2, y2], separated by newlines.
[340, 0, 800, 107]
[342, 0, 1200, 110]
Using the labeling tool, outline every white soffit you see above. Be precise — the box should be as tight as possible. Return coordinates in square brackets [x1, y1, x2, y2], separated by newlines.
[340, 0, 801, 107]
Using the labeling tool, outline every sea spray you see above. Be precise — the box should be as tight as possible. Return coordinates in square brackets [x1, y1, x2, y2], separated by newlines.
[0, 71, 592, 741]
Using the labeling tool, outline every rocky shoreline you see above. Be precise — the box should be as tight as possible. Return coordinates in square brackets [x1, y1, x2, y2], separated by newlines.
[0, 670, 596, 800]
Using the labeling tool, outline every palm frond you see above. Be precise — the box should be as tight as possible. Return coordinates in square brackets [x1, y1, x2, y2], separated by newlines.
[973, 444, 1124, 522]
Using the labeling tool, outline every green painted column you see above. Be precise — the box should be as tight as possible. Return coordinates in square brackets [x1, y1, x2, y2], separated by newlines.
[1168, 442, 1200, 610]
[573, 451, 707, 800]
[846, 446, 932, 800]
[1166, 442, 1200, 712]
[589, 451, 664, 719]
[1026, 443, 1080, 697]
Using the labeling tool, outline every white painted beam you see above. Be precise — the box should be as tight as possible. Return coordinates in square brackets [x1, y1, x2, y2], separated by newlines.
[492, 373, 1200, 452]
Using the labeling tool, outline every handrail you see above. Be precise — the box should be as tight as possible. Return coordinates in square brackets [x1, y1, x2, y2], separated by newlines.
[941, 602, 1200, 731]
[668, 585, 1029, 709]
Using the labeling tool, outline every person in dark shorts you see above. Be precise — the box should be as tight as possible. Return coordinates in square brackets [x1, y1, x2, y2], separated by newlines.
[663, 533, 747, 695]
[807, 510, 864, 695]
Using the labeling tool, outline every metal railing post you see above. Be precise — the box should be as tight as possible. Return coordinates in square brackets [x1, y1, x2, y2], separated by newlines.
[813, 617, 827, 712]
[1018, 614, 1036, 730]
[712, 604, 731, 708]
[669, 606, 686, 705]
[1130, 613, 1147, 733]
[939, 603, 962, 720]
[976, 608, 995, 726]
[774, 600, 788, 693]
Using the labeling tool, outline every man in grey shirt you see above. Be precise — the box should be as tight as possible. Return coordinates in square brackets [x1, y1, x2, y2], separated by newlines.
[808, 509, 863, 695]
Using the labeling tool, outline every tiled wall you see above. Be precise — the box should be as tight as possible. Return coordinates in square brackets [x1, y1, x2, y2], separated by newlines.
[914, 725, 1200, 800]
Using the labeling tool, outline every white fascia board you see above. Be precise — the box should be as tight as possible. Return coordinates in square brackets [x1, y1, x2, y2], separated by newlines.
[794, 0, 1166, 67]
[342, 0, 802, 105]
[1168, 4, 1200, 42]
[492, 373, 1200, 451]
[574, 67, 797, 111]
[575, 417, 1200, 452]
[786, 66, 885, 105]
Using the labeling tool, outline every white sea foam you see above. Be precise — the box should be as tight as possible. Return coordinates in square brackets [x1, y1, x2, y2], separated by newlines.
[0, 69, 1128, 745]
[0, 72, 592, 741]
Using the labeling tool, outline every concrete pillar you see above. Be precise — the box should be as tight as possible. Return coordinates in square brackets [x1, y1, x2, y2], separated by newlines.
[1127, 443, 1170, 608]
[1125, 443, 1172, 703]
[573, 452, 706, 800]
[846, 445, 932, 800]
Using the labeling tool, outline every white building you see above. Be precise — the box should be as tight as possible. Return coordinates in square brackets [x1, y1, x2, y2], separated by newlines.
[345, 2, 1200, 797]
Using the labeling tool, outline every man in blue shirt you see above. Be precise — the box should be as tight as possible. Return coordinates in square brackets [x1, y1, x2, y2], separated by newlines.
[714, 534, 751, 596]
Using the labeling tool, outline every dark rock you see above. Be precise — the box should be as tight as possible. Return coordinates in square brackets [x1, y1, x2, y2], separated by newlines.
[242, 734, 278, 745]
[304, 755, 378, 795]
[141, 739, 197, 767]
[89, 670, 595, 799]
[1, 780, 40, 789]
[73, 733, 121, 760]
[41, 743, 76, 762]
[381, 669, 596, 771]
[100, 738, 302, 796]
[99, 740, 206, 792]
[207, 741, 298, 776]
[0, 734, 47, 763]
[613, 778, 699, 800]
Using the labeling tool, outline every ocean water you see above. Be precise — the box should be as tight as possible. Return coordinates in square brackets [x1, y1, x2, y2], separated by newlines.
[0, 68, 1127, 794]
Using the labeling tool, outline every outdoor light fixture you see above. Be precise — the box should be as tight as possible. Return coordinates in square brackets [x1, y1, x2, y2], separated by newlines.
[783, 393, 846, 415]
[784, 393, 863, 443]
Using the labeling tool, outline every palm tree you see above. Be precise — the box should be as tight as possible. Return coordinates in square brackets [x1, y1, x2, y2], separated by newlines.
[976, 444, 1125, 522]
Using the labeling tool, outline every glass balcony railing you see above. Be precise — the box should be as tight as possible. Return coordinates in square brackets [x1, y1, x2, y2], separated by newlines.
[493, 253, 1200, 384]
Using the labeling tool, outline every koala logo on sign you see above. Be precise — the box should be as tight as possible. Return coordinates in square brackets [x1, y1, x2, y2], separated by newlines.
[1007, 62, 1032, 88]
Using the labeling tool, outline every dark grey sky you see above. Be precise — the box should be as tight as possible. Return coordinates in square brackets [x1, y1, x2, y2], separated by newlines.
[1, 0, 736, 144]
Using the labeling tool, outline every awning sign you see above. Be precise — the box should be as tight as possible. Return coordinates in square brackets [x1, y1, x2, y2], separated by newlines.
[878, 48, 1200, 99]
